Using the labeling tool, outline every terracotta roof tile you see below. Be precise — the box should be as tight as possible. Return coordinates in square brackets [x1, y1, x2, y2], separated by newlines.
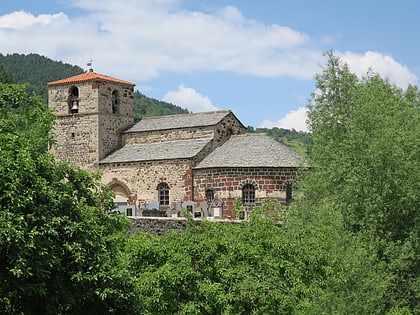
[48, 70, 135, 87]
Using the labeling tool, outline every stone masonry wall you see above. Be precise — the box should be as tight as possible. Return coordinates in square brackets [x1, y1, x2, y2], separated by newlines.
[51, 114, 100, 169]
[48, 80, 134, 169]
[129, 217, 188, 235]
[100, 159, 195, 208]
[193, 167, 298, 217]
[97, 81, 134, 160]
[124, 127, 215, 145]
[99, 113, 133, 161]
[123, 112, 245, 149]
[213, 112, 246, 147]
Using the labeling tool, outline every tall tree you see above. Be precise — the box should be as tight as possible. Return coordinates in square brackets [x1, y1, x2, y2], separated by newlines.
[0, 63, 14, 84]
[0, 83, 139, 314]
[299, 52, 420, 313]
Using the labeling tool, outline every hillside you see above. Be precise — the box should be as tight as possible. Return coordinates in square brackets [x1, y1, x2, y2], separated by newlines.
[0, 53, 310, 154]
[0, 53, 189, 118]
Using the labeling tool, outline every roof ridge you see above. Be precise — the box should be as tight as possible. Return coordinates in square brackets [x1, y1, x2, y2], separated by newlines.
[48, 70, 135, 86]
[140, 110, 231, 121]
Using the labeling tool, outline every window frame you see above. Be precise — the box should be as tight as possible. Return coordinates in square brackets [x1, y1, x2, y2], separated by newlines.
[157, 182, 170, 206]
[242, 183, 256, 205]
[205, 189, 215, 204]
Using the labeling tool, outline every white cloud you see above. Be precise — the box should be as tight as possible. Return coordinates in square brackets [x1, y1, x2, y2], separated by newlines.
[260, 107, 308, 132]
[163, 84, 218, 112]
[0, 11, 67, 30]
[0, 0, 320, 81]
[339, 50, 418, 88]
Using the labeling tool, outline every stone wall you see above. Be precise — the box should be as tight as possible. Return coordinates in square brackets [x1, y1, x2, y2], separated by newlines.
[123, 112, 246, 150]
[51, 114, 100, 168]
[48, 79, 134, 169]
[193, 167, 298, 217]
[99, 113, 133, 161]
[124, 127, 215, 145]
[128, 217, 243, 235]
[129, 217, 188, 235]
[213, 112, 246, 147]
[100, 159, 195, 207]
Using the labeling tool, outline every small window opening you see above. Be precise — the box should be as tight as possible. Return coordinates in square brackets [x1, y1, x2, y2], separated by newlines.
[242, 183, 256, 205]
[286, 183, 293, 205]
[157, 182, 170, 206]
[68, 86, 79, 114]
[112, 90, 120, 114]
[205, 189, 214, 204]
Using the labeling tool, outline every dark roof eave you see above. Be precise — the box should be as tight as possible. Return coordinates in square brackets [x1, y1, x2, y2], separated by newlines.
[99, 156, 195, 165]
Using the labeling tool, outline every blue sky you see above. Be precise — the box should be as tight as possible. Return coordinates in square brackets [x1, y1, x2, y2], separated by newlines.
[0, 0, 419, 131]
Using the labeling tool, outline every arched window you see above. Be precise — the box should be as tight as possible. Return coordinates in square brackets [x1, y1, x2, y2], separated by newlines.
[157, 182, 170, 206]
[111, 90, 120, 114]
[242, 183, 255, 205]
[68, 86, 79, 114]
[205, 189, 214, 204]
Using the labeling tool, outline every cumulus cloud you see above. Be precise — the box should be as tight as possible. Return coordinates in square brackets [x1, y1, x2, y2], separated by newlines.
[260, 107, 308, 132]
[163, 84, 218, 112]
[0, 11, 67, 30]
[339, 50, 418, 88]
[0, 0, 320, 81]
[0, 1, 416, 89]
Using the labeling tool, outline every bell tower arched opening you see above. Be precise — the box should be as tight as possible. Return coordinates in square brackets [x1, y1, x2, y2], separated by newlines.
[68, 86, 79, 114]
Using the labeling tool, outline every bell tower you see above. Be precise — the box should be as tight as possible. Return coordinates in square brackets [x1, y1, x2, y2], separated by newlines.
[48, 68, 135, 169]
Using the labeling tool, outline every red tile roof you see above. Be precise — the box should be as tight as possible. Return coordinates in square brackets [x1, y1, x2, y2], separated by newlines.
[48, 69, 135, 87]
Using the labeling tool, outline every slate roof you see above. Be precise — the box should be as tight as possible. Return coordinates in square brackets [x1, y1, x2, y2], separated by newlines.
[99, 138, 212, 164]
[125, 110, 235, 133]
[194, 133, 308, 169]
[48, 69, 135, 87]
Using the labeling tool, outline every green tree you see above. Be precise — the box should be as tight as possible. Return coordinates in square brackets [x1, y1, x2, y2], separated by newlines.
[300, 51, 420, 313]
[0, 83, 53, 153]
[126, 203, 331, 315]
[0, 63, 15, 84]
[0, 83, 139, 314]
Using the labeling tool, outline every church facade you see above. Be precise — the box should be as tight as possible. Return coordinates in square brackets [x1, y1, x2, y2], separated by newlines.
[48, 70, 307, 219]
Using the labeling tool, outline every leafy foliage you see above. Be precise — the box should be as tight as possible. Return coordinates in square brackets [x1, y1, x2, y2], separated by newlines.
[126, 203, 320, 315]
[299, 51, 420, 313]
[0, 84, 139, 314]
[0, 83, 53, 153]
[0, 62, 15, 84]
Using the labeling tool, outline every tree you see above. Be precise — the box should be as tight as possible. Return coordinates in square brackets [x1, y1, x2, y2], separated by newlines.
[0, 83, 139, 314]
[126, 203, 338, 315]
[299, 51, 420, 313]
[0, 83, 53, 153]
[0, 63, 15, 84]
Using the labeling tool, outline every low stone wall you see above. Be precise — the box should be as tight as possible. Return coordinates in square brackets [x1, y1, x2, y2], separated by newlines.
[129, 217, 188, 235]
[128, 217, 243, 235]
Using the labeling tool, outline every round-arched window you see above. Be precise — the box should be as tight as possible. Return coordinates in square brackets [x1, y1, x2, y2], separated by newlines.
[68, 86, 79, 114]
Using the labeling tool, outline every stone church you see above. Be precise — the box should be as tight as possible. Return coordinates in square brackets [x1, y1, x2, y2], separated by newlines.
[48, 69, 307, 219]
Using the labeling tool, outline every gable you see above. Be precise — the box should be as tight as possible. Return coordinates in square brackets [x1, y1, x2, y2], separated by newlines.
[125, 110, 242, 133]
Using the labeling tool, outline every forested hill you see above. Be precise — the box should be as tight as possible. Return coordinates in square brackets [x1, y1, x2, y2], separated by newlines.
[248, 126, 311, 156]
[0, 53, 84, 100]
[0, 53, 310, 154]
[0, 53, 189, 119]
